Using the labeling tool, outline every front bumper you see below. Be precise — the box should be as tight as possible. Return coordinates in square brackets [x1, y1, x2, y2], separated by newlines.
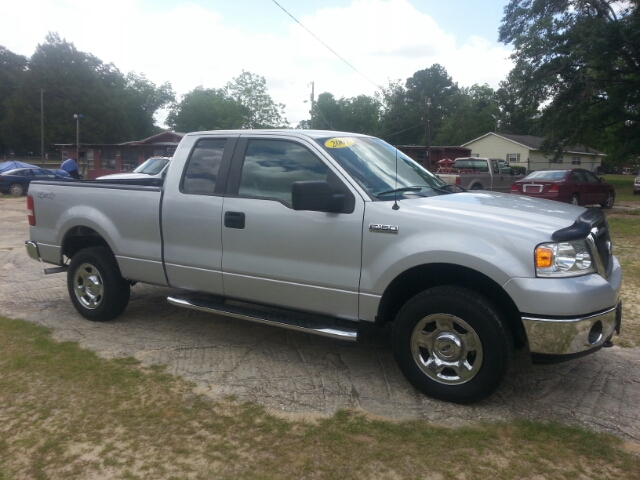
[523, 301, 622, 357]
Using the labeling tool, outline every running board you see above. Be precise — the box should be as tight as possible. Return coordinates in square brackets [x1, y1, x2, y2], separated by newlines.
[167, 294, 359, 341]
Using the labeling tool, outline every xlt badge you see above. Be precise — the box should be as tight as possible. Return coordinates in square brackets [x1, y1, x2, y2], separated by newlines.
[369, 224, 399, 234]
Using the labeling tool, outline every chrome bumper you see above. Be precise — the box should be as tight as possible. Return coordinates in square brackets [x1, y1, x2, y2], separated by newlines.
[523, 302, 622, 356]
[25, 240, 41, 262]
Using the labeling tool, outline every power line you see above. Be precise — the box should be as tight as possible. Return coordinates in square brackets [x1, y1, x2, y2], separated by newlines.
[385, 122, 424, 137]
[269, 0, 382, 92]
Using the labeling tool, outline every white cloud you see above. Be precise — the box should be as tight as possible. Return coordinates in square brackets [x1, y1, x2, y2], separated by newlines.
[2, 0, 514, 127]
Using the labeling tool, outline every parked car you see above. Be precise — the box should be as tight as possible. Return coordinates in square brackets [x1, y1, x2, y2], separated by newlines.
[510, 169, 615, 208]
[634, 175, 640, 195]
[97, 157, 171, 180]
[0, 168, 73, 196]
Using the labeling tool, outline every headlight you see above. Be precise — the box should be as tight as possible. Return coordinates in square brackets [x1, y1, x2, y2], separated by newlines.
[535, 241, 595, 277]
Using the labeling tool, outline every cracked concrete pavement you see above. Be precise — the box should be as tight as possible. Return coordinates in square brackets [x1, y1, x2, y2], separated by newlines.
[2, 196, 640, 442]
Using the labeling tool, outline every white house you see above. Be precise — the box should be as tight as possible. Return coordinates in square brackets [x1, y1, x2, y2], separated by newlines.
[461, 133, 606, 172]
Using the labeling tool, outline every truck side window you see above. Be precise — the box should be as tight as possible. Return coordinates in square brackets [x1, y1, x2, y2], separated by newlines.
[491, 160, 499, 174]
[238, 139, 328, 205]
[182, 138, 227, 195]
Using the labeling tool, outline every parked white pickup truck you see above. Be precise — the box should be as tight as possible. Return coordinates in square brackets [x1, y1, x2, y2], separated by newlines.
[437, 157, 523, 192]
[25, 130, 622, 404]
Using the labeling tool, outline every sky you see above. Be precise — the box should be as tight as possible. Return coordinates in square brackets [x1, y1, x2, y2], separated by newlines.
[1, 0, 515, 128]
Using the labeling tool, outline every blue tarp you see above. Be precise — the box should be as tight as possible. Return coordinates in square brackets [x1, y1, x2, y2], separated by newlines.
[0, 161, 38, 173]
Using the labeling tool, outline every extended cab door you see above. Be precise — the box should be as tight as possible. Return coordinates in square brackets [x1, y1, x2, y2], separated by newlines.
[220, 135, 364, 319]
[161, 135, 238, 294]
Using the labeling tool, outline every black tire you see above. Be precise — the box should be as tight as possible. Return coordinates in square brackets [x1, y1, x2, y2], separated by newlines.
[392, 286, 513, 404]
[570, 194, 580, 206]
[470, 184, 483, 191]
[9, 183, 24, 196]
[67, 246, 130, 321]
[600, 191, 615, 209]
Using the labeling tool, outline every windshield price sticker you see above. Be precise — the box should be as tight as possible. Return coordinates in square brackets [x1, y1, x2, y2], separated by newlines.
[325, 137, 355, 149]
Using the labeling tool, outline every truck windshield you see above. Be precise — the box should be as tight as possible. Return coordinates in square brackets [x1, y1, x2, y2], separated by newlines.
[317, 136, 451, 200]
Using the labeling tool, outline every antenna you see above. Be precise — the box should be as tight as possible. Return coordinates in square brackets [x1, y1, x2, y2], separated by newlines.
[392, 147, 399, 210]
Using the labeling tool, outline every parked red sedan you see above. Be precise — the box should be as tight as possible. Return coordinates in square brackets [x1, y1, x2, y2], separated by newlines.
[510, 169, 615, 208]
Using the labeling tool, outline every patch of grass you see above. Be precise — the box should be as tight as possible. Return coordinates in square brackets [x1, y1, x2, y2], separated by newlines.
[603, 174, 637, 203]
[1, 316, 639, 479]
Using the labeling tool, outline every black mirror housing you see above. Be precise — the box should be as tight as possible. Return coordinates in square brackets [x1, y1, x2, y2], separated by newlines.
[292, 181, 344, 213]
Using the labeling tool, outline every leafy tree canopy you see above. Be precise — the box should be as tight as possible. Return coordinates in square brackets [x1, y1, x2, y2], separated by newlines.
[0, 33, 175, 156]
[225, 71, 288, 129]
[166, 87, 247, 132]
[499, 0, 640, 160]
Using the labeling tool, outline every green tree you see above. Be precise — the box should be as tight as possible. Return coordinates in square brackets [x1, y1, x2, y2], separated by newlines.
[225, 71, 288, 128]
[0, 33, 175, 156]
[311, 93, 380, 134]
[499, 0, 640, 161]
[165, 86, 246, 132]
[436, 84, 501, 145]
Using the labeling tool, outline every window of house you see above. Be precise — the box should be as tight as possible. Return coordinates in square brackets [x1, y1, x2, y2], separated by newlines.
[121, 150, 139, 171]
[551, 156, 564, 164]
[101, 150, 117, 170]
[238, 139, 328, 205]
[507, 153, 520, 163]
[86, 150, 94, 170]
[572, 156, 581, 165]
[182, 138, 227, 195]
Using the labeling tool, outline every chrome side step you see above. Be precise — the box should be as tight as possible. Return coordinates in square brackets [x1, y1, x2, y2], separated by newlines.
[167, 294, 359, 341]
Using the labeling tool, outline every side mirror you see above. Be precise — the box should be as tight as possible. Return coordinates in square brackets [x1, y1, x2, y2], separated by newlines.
[292, 181, 344, 213]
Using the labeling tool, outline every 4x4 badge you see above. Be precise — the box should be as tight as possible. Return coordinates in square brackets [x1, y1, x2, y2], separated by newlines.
[369, 224, 398, 234]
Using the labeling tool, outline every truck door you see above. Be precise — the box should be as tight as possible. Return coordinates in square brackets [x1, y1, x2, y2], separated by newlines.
[490, 159, 505, 191]
[161, 136, 237, 294]
[221, 136, 364, 320]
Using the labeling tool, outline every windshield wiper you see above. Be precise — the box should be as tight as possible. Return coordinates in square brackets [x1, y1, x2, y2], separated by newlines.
[376, 186, 424, 196]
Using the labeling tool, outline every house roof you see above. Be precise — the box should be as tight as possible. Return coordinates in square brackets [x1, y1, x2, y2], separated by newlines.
[461, 132, 605, 156]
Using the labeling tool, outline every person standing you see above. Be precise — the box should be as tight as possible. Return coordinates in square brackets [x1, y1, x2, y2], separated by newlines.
[60, 158, 80, 179]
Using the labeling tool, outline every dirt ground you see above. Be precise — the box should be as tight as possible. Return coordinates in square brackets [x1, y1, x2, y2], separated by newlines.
[2, 195, 640, 442]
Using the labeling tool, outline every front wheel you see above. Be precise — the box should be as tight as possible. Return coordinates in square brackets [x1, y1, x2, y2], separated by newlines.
[393, 286, 513, 404]
[67, 246, 130, 321]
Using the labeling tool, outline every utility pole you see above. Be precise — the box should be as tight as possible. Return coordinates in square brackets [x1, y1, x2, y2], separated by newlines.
[424, 98, 431, 167]
[74, 114, 83, 175]
[309, 81, 315, 129]
[40, 89, 44, 166]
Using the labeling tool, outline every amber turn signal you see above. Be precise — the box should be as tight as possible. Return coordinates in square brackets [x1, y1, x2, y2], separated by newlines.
[535, 246, 553, 268]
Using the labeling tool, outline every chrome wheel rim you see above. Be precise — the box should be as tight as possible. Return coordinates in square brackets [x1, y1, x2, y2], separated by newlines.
[410, 314, 483, 385]
[10, 184, 22, 195]
[570, 195, 579, 205]
[73, 262, 104, 310]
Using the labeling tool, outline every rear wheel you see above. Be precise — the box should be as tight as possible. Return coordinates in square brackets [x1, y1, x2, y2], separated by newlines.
[67, 246, 130, 321]
[9, 183, 24, 196]
[470, 184, 483, 191]
[601, 191, 615, 209]
[393, 286, 513, 404]
[570, 194, 580, 206]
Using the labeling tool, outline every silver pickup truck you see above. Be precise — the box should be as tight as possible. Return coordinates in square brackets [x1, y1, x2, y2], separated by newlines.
[25, 130, 622, 404]
[437, 157, 523, 191]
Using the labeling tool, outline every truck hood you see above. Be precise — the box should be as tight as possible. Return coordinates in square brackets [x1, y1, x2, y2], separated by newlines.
[400, 190, 585, 238]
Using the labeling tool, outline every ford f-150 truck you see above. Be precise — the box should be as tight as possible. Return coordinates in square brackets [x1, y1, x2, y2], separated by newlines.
[437, 157, 523, 192]
[25, 130, 622, 404]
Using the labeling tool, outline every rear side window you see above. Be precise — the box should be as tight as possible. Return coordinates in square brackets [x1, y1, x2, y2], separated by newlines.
[182, 138, 227, 195]
[238, 139, 328, 205]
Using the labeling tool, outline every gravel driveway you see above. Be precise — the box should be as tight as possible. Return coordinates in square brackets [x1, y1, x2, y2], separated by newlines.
[2, 196, 640, 443]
